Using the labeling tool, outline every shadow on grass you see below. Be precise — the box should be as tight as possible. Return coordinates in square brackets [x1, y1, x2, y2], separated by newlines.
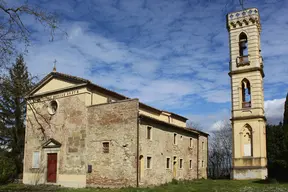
[252, 178, 288, 184]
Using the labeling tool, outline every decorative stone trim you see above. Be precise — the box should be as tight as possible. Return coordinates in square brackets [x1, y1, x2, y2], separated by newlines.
[226, 8, 261, 31]
[228, 67, 265, 78]
[230, 115, 266, 121]
[233, 166, 267, 170]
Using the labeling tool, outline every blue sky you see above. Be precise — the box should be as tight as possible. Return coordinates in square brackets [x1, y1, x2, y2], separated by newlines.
[11, 0, 288, 131]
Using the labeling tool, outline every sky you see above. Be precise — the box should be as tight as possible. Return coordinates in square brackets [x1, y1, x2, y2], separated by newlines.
[8, 0, 288, 132]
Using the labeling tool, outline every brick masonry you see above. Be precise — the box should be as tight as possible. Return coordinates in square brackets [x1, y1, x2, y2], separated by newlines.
[86, 99, 139, 187]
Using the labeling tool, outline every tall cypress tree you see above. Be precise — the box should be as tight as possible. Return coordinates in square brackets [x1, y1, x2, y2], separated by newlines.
[284, 93, 288, 125]
[0, 55, 33, 174]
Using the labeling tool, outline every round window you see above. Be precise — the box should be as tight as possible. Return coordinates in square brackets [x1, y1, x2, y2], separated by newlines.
[48, 100, 58, 115]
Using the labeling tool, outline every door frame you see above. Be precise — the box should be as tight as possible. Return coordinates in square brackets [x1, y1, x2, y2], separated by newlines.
[47, 153, 58, 183]
[43, 148, 60, 184]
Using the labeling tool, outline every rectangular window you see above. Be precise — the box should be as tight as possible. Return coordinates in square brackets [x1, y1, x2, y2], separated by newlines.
[166, 158, 170, 169]
[202, 141, 204, 150]
[179, 159, 183, 169]
[189, 160, 192, 169]
[147, 126, 152, 140]
[32, 151, 40, 168]
[174, 133, 177, 145]
[190, 138, 193, 148]
[147, 156, 152, 169]
[103, 142, 109, 153]
[202, 160, 204, 168]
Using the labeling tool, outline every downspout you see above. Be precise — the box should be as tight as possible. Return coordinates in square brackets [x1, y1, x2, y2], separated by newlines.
[197, 134, 199, 179]
[136, 111, 140, 187]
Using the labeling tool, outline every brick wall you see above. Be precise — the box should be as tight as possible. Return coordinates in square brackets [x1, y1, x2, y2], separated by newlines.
[86, 99, 139, 187]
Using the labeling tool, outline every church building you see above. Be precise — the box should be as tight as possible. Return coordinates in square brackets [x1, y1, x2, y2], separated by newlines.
[22, 71, 208, 188]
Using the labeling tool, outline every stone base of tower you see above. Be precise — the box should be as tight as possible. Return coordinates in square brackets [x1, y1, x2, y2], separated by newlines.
[232, 167, 267, 180]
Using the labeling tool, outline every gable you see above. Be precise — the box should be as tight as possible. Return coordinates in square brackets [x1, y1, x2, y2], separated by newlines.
[34, 78, 77, 95]
[42, 138, 61, 148]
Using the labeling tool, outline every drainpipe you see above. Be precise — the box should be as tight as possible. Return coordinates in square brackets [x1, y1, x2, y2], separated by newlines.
[197, 134, 199, 179]
[136, 111, 140, 187]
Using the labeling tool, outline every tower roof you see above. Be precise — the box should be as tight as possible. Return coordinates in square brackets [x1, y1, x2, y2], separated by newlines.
[226, 8, 261, 31]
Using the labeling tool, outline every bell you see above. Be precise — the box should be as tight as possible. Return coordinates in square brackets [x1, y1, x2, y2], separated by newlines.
[239, 41, 247, 49]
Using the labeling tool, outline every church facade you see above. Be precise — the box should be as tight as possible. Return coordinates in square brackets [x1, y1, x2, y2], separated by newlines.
[227, 8, 267, 179]
[23, 71, 208, 188]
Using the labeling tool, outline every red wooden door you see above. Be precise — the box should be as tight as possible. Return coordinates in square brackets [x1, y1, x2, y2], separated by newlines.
[47, 153, 57, 183]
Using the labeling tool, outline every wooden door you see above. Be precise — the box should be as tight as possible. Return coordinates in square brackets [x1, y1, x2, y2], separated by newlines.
[47, 153, 57, 183]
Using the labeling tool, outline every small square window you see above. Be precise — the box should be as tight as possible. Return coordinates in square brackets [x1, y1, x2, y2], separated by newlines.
[147, 156, 152, 169]
[166, 158, 170, 169]
[179, 159, 183, 169]
[32, 151, 40, 168]
[189, 160, 192, 169]
[147, 126, 152, 140]
[103, 142, 109, 153]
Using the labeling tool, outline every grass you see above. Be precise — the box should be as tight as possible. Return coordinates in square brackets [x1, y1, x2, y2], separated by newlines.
[1, 180, 288, 192]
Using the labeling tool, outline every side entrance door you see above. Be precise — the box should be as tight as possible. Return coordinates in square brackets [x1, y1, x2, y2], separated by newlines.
[47, 153, 57, 183]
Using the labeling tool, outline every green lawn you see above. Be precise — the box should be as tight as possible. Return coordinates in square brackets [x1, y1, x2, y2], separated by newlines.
[1, 180, 288, 192]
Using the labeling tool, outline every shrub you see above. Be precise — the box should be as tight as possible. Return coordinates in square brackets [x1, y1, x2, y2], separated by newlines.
[0, 156, 17, 184]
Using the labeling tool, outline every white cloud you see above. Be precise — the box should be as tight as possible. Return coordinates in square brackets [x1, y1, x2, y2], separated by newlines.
[210, 120, 227, 132]
[265, 98, 285, 124]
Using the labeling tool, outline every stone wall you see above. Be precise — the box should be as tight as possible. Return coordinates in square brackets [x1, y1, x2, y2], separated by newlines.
[86, 99, 139, 187]
[138, 118, 201, 186]
[23, 92, 88, 187]
[198, 135, 208, 179]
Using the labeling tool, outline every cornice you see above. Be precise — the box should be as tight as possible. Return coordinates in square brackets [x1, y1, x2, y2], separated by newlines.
[231, 115, 266, 122]
[228, 67, 265, 78]
[226, 8, 261, 32]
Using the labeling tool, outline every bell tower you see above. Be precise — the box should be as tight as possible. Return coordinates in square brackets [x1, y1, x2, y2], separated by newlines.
[227, 8, 267, 179]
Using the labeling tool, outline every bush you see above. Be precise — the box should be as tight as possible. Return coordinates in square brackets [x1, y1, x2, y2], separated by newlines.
[0, 156, 17, 184]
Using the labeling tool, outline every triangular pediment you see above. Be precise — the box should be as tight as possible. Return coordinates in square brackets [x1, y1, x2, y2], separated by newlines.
[27, 72, 90, 97]
[42, 138, 61, 148]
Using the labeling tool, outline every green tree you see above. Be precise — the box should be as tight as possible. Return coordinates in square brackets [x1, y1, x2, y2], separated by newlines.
[0, 55, 34, 174]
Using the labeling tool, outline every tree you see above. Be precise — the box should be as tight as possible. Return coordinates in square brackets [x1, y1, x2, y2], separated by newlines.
[186, 120, 203, 131]
[284, 93, 288, 125]
[0, 55, 34, 174]
[208, 120, 232, 179]
[0, 0, 61, 65]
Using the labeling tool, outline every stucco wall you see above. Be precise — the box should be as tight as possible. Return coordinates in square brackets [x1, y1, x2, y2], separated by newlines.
[139, 109, 186, 127]
[86, 99, 139, 187]
[138, 119, 202, 186]
[35, 78, 76, 94]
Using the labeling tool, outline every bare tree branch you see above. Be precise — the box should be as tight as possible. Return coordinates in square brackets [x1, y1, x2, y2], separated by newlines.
[0, 1, 66, 66]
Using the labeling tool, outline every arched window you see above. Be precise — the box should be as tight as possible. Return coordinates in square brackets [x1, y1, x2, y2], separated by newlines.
[239, 32, 248, 56]
[237, 32, 249, 66]
[242, 124, 253, 157]
[241, 78, 251, 108]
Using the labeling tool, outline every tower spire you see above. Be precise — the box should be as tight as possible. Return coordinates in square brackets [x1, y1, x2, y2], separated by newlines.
[53, 59, 57, 72]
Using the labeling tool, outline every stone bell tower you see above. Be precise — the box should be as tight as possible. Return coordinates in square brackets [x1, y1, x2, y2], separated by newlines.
[227, 8, 267, 179]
